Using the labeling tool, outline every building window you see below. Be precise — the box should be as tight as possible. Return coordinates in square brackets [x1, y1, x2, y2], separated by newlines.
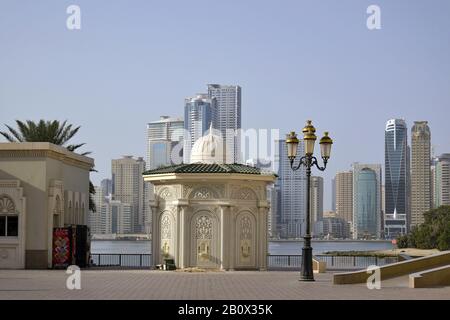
[0, 215, 18, 237]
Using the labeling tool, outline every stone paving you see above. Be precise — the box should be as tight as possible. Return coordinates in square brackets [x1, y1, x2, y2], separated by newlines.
[0, 269, 449, 300]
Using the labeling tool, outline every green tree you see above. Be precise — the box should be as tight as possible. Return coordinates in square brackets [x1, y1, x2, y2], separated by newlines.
[397, 206, 450, 250]
[1, 120, 96, 213]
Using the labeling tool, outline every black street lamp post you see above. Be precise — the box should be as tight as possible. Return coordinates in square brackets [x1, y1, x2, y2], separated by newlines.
[286, 120, 333, 281]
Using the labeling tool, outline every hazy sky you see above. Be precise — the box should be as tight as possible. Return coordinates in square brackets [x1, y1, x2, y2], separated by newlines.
[1, 0, 450, 210]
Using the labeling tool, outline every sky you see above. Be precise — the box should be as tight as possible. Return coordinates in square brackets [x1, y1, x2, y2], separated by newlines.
[1, 0, 450, 211]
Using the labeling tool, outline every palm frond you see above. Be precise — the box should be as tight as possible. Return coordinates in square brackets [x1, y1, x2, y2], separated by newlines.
[0, 130, 18, 142]
[63, 125, 81, 145]
[5, 124, 24, 142]
[67, 143, 86, 152]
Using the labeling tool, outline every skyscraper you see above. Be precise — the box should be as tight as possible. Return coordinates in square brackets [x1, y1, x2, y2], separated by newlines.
[435, 153, 450, 207]
[246, 158, 277, 239]
[335, 171, 353, 224]
[100, 178, 112, 197]
[107, 200, 132, 234]
[88, 185, 109, 235]
[111, 156, 145, 233]
[183, 94, 217, 163]
[384, 119, 409, 238]
[207, 84, 241, 164]
[310, 176, 324, 236]
[352, 164, 382, 239]
[274, 139, 307, 239]
[431, 163, 436, 208]
[146, 116, 184, 170]
[331, 177, 336, 212]
[146, 116, 184, 235]
[411, 121, 431, 227]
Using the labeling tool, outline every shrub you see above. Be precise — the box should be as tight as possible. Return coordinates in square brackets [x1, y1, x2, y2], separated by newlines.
[396, 235, 409, 248]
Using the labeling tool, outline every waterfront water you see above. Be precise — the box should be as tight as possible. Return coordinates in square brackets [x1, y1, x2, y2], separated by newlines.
[91, 240, 394, 255]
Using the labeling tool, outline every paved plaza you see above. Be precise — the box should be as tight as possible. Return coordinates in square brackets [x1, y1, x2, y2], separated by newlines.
[0, 269, 449, 300]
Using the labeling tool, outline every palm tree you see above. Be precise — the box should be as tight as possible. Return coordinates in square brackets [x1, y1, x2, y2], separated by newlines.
[1, 120, 96, 212]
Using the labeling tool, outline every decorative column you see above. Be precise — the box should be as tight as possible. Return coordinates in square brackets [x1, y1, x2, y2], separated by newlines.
[218, 203, 231, 270]
[258, 200, 270, 271]
[149, 200, 159, 268]
[228, 205, 236, 271]
[176, 201, 189, 269]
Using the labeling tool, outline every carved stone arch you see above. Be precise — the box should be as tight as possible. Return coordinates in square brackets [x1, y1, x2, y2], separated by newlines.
[231, 186, 258, 201]
[0, 194, 16, 213]
[193, 206, 220, 220]
[190, 210, 220, 268]
[68, 200, 73, 224]
[80, 193, 87, 225]
[159, 210, 175, 260]
[65, 190, 73, 225]
[235, 210, 257, 268]
[75, 202, 79, 225]
[49, 180, 64, 228]
[54, 195, 62, 214]
[81, 202, 85, 225]
[0, 180, 26, 268]
[158, 187, 176, 201]
[74, 192, 80, 225]
[188, 186, 219, 200]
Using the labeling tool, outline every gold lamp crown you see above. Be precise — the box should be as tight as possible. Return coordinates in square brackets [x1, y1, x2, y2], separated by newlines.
[302, 120, 317, 141]
[319, 132, 333, 145]
[286, 131, 299, 144]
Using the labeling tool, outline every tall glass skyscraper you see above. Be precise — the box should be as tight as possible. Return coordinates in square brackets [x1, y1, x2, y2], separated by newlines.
[355, 168, 379, 239]
[384, 119, 409, 238]
[183, 94, 217, 163]
[274, 139, 307, 239]
[207, 84, 241, 164]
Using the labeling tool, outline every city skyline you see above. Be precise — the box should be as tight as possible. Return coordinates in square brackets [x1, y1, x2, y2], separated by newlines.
[2, 1, 450, 212]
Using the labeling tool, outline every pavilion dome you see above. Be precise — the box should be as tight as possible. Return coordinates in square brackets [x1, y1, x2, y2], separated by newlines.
[190, 125, 225, 164]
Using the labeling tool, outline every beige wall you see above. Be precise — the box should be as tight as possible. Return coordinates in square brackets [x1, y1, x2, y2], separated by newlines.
[0, 143, 93, 269]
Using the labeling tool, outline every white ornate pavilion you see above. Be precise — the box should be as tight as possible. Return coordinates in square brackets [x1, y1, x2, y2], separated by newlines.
[143, 128, 276, 270]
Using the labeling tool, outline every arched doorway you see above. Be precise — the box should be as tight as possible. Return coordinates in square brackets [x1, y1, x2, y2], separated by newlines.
[190, 211, 219, 268]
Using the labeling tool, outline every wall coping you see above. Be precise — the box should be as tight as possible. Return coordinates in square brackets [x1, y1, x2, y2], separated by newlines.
[0, 142, 94, 170]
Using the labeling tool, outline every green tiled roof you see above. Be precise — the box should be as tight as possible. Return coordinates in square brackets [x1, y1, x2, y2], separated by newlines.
[143, 163, 275, 176]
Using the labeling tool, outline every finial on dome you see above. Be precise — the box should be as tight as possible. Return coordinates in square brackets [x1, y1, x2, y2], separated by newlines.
[190, 125, 225, 164]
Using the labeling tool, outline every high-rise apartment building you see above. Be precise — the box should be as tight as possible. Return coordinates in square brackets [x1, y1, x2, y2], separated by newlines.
[335, 171, 353, 224]
[88, 197, 132, 235]
[322, 217, 351, 239]
[331, 177, 336, 212]
[146, 116, 184, 235]
[435, 154, 450, 207]
[352, 164, 382, 239]
[274, 139, 307, 239]
[246, 158, 277, 239]
[88, 186, 108, 234]
[384, 119, 409, 238]
[207, 84, 241, 163]
[431, 164, 436, 208]
[101, 179, 112, 197]
[111, 156, 145, 233]
[107, 200, 132, 234]
[146, 116, 184, 170]
[411, 121, 431, 227]
[310, 176, 324, 235]
[183, 94, 217, 163]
